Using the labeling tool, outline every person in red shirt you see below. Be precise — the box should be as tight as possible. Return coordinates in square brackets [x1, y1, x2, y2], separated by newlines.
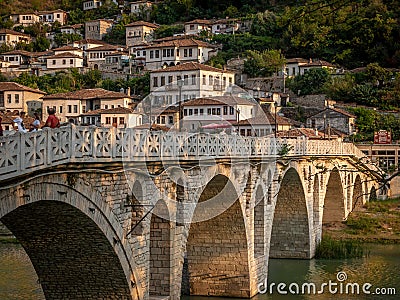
[43, 108, 60, 129]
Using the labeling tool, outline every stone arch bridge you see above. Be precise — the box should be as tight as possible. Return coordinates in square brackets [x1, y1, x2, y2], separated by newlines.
[0, 125, 382, 299]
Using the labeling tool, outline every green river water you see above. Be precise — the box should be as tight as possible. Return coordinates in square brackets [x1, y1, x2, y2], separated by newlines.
[0, 243, 399, 300]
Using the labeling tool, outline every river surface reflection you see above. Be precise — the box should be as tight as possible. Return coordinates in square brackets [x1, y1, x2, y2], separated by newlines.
[0, 243, 398, 299]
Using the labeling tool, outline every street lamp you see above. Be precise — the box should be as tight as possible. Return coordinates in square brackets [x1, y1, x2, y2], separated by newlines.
[236, 108, 240, 135]
[177, 79, 184, 132]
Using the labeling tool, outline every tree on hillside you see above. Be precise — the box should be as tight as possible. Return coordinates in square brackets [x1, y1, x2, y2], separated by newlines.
[244, 49, 285, 77]
[288, 68, 331, 95]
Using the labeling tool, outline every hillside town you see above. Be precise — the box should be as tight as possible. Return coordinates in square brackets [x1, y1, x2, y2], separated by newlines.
[0, 0, 399, 195]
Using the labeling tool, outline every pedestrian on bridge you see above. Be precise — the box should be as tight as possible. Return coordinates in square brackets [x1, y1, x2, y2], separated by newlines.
[30, 113, 41, 132]
[43, 108, 60, 129]
[13, 111, 27, 133]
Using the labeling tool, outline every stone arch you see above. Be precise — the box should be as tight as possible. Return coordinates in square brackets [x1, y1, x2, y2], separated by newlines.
[0, 179, 139, 299]
[270, 167, 311, 259]
[352, 175, 363, 211]
[149, 200, 171, 297]
[322, 168, 345, 224]
[184, 174, 251, 297]
[254, 185, 265, 258]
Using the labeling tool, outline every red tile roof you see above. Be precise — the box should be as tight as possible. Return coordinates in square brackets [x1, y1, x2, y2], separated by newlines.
[0, 82, 46, 94]
[126, 21, 159, 28]
[43, 88, 130, 100]
[0, 29, 31, 37]
[47, 52, 83, 59]
[86, 44, 119, 52]
[145, 38, 215, 49]
[185, 19, 213, 25]
[80, 107, 137, 116]
[151, 62, 234, 73]
[53, 46, 82, 52]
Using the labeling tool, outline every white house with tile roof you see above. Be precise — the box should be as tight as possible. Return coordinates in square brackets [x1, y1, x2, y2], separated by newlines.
[38, 10, 67, 25]
[80, 107, 143, 128]
[42, 88, 133, 124]
[143, 38, 217, 71]
[184, 19, 213, 35]
[306, 107, 357, 135]
[125, 21, 159, 47]
[0, 82, 46, 113]
[181, 96, 257, 132]
[85, 44, 121, 68]
[46, 52, 84, 70]
[149, 62, 235, 107]
[0, 29, 31, 46]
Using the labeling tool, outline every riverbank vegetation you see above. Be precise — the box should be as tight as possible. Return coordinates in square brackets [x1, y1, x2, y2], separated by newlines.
[315, 236, 366, 259]
[323, 198, 400, 244]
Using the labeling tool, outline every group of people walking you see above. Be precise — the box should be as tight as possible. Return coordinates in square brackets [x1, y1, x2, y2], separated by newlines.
[0, 108, 60, 137]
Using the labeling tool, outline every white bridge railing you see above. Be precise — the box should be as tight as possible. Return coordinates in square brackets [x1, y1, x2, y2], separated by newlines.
[0, 125, 370, 182]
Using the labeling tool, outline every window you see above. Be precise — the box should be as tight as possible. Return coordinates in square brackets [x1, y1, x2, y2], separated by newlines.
[155, 50, 160, 58]
[81, 106, 85, 113]
[184, 75, 189, 85]
[104, 105, 108, 109]
[194, 109, 198, 115]
[190, 24, 194, 30]
[202, 75, 206, 85]
[163, 49, 166, 57]
[52, 60, 56, 65]
[189, 109, 193, 115]
[216, 108, 221, 115]
[209, 75, 213, 85]
[7, 94, 11, 103]
[199, 108, 204, 115]
[184, 49, 188, 57]
[229, 77, 232, 85]
[212, 108, 216, 115]
[150, 50, 154, 59]
[207, 108, 211, 115]
[168, 116, 173, 124]
[168, 76, 173, 84]
[73, 105, 78, 113]
[153, 77, 158, 87]
[119, 117, 125, 125]
[160, 76, 165, 86]
[106, 117, 111, 124]
[223, 106, 228, 115]
[68, 105, 72, 113]
[62, 59, 66, 65]
[161, 116, 165, 124]
[230, 106, 234, 115]
[113, 117, 118, 124]
[15, 94, 19, 104]
[184, 109, 188, 116]
[70, 59, 73, 64]
[191, 74, 196, 85]
[189, 48, 193, 57]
